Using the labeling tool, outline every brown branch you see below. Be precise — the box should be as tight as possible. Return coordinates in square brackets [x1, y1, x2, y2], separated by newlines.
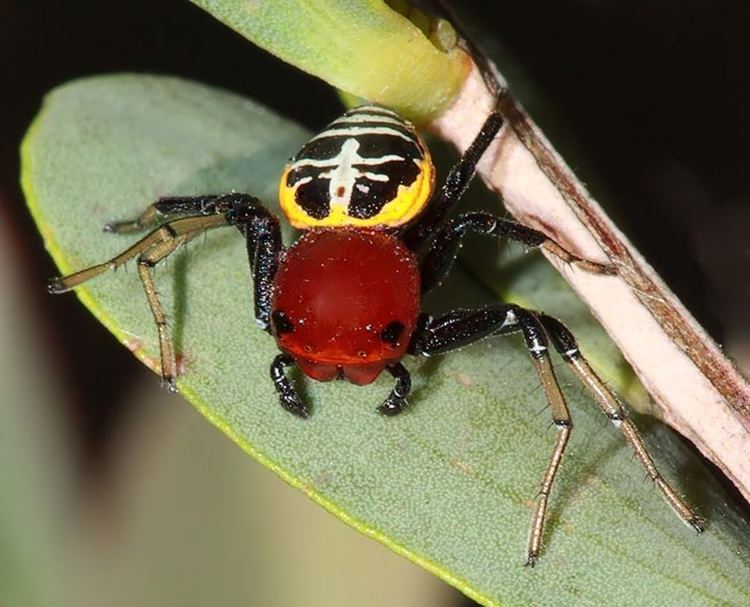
[430, 58, 750, 502]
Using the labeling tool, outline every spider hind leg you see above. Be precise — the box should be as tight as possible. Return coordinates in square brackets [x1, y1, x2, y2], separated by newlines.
[418, 211, 613, 295]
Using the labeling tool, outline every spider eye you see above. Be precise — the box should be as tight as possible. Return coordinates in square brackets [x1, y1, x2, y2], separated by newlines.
[271, 310, 294, 335]
[380, 321, 405, 347]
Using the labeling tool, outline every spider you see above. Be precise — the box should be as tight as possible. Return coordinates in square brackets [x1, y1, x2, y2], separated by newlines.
[49, 103, 703, 565]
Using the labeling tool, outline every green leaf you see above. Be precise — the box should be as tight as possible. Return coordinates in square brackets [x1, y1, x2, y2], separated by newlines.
[77, 380, 449, 606]
[23, 75, 750, 607]
[189, 0, 469, 122]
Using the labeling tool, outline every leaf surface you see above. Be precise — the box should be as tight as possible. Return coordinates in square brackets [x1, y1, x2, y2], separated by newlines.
[190, 0, 469, 121]
[23, 75, 750, 607]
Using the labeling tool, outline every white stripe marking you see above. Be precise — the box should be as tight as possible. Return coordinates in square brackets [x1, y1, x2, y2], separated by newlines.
[311, 126, 414, 143]
[349, 105, 399, 117]
[292, 138, 401, 211]
[361, 171, 389, 182]
[332, 114, 408, 128]
[292, 151, 404, 170]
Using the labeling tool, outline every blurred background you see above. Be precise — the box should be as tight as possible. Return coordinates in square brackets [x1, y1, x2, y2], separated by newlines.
[1, 1, 749, 605]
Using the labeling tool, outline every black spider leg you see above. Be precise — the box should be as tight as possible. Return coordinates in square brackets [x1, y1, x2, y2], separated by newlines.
[103, 194, 226, 233]
[49, 193, 285, 393]
[270, 354, 309, 419]
[402, 105, 613, 275]
[149, 196, 302, 413]
[378, 363, 412, 416]
[225, 194, 283, 331]
[537, 313, 705, 533]
[402, 111, 504, 250]
[420, 212, 547, 293]
[410, 303, 704, 563]
[409, 304, 572, 567]
[100, 192, 282, 330]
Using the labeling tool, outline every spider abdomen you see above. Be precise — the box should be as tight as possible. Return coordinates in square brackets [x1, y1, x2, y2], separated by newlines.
[270, 229, 420, 385]
[279, 105, 435, 230]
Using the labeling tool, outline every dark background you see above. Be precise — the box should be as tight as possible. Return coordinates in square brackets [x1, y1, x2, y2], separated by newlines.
[1, 1, 748, 604]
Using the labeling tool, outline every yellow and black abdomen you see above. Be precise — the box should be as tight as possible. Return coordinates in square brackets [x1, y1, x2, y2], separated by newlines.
[279, 105, 435, 229]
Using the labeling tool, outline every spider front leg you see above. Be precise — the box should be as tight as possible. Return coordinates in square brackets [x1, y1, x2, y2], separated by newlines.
[537, 313, 705, 534]
[409, 305, 573, 566]
[50, 213, 230, 389]
[410, 302, 703, 563]
[49, 193, 286, 393]
[413, 205, 701, 562]
[102, 194, 225, 233]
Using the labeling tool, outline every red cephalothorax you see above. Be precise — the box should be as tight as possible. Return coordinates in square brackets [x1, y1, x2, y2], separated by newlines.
[270, 229, 420, 385]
